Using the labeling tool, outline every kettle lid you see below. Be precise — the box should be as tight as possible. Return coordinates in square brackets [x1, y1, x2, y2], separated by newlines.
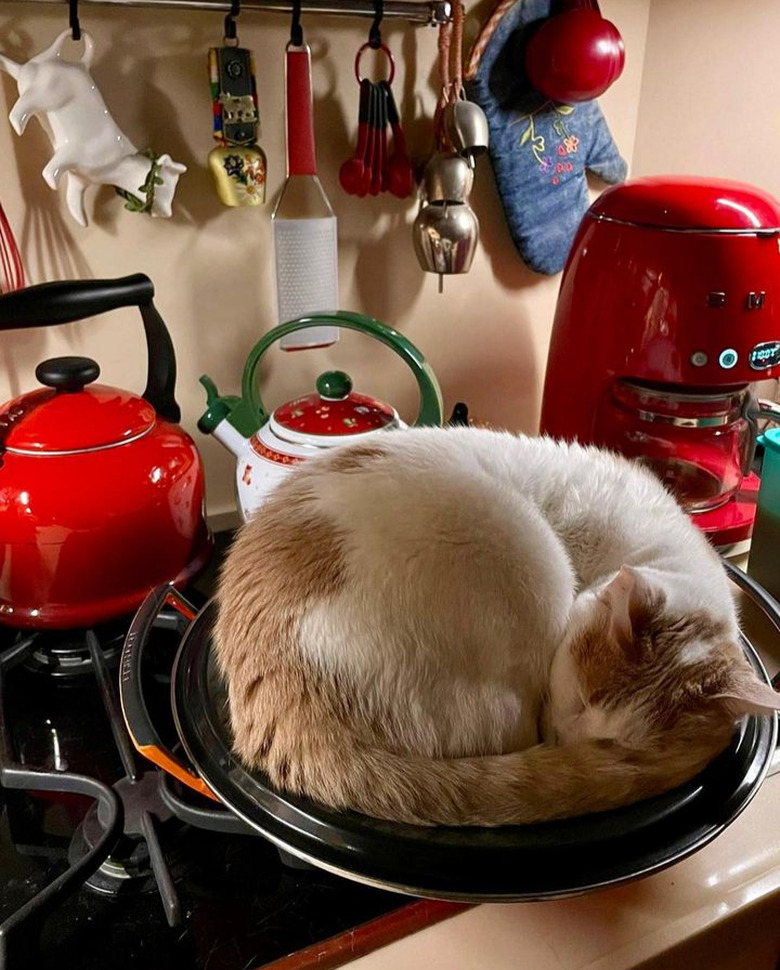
[271, 370, 397, 444]
[1, 356, 155, 455]
[590, 177, 780, 231]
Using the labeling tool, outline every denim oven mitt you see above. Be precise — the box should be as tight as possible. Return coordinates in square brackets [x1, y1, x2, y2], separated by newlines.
[465, 0, 627, 275]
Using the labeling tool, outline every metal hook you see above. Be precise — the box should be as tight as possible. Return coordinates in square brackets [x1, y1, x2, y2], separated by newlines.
[368, 0, 384, 49]
[290, 0, 303, 47]
[69, 0, 81, 41]
[224, 0, 241, 44]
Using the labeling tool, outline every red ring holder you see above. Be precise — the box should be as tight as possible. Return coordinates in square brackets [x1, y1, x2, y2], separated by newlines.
[354, 41, 396, 85]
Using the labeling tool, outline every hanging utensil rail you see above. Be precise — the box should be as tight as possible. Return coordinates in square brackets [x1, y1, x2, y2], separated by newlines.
[20, 0, 451, 25]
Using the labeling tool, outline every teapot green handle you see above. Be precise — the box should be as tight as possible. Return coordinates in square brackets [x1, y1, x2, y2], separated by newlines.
[213, 312, 444, 438]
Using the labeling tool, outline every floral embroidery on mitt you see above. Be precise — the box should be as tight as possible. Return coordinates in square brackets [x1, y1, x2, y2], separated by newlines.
[512, 104, 580, 187]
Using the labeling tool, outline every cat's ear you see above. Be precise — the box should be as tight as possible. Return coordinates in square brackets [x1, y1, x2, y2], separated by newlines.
[598, 565, 660, 654]
[712, 661, 780, 715]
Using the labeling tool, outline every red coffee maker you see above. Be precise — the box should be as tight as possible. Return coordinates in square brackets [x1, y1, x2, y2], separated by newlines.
[540, 176, 780, 553]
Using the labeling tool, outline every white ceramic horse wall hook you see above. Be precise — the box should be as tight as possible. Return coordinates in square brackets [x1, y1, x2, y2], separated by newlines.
[0, 30, 187, 227]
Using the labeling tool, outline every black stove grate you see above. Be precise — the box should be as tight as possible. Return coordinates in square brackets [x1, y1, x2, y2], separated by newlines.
[0, 616, 407, 970]
[0, 631, 124, 967]
[0, 620, 199, 958]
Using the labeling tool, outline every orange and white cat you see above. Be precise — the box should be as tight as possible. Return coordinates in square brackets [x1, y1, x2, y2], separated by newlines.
[215, 429, 780, 826]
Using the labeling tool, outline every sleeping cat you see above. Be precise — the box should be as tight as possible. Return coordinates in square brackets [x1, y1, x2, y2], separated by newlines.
[214, 428, 780, 826]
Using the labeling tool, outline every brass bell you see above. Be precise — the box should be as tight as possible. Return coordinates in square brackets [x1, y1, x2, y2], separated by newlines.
[209, 144, 267, 206]
[413, 151, 479, 289]
[413, 200, 479, 290]
[423, 152, 474, 204]
[443, 100, 489, 167]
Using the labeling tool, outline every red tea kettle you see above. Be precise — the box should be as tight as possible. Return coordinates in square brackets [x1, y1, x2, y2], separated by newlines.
[0, 274, 212, 630]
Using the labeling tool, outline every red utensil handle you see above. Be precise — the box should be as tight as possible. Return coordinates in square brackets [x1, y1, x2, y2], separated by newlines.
[355, 77, 372, 150]
[381, 80, 408, 151]
[286, 46, 317, 176]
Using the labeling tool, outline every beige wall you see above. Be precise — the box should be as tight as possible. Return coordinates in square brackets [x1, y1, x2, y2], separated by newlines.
[632, 0, 780, 198]
[0, 0, 649, 522]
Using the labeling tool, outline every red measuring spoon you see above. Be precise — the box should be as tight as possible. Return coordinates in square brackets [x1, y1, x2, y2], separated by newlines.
[359, 83, 379, 198]
[381, 81, 414, 199]
[339, 78, 372, 196]
[371, 81, 387, 196]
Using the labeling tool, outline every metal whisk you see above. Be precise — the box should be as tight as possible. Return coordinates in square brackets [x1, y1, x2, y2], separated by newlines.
[0, 204, 25, 293]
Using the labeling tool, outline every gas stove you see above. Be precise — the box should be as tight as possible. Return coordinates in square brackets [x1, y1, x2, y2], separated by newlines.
[0, 541, 463, 970]
[3, 546, 777, 970]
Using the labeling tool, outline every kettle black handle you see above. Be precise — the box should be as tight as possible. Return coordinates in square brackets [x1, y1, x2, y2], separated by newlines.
[0, 274, 153, 327]
[0, 274, 180, 422]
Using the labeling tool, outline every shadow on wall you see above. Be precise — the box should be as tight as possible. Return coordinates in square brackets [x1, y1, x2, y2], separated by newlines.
[424, 289, 542, 432]
[90, 73, 209, 235]
[90, 18, 221, 233]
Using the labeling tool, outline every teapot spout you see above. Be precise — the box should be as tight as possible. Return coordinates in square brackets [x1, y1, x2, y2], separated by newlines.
[197, 375, 246, 458]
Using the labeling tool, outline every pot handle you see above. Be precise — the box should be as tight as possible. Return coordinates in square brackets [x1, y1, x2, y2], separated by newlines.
[120, 584, 220, 802]
[0, 274, 180, 423]
[204, 312, 444, 439]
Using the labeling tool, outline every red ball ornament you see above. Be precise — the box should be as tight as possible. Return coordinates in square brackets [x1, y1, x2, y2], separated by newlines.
[525, 8, 625, 104]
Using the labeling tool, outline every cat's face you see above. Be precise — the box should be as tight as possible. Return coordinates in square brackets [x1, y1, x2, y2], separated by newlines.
[545, 586, 651, 745]
[546, 565, 780, 747]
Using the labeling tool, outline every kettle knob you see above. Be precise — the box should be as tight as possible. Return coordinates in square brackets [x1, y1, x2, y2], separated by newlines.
[36, 356, 100, 393]
[316, 371, 353, 401]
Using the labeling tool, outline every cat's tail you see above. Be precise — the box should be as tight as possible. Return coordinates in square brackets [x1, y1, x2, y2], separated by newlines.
[253, 718, 739, 827]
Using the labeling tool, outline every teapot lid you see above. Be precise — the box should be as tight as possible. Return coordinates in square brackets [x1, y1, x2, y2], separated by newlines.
[270, 370, 397, 444]
[1, 356, 155, 455]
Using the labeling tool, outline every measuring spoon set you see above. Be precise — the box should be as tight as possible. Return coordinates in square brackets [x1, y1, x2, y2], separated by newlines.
[339, 45, 413, 200]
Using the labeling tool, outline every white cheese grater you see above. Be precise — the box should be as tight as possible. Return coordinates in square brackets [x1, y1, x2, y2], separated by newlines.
[272, 45, 339, 351]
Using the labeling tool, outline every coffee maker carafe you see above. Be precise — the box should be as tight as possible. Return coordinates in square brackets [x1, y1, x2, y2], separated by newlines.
[540, 176, 780, 552]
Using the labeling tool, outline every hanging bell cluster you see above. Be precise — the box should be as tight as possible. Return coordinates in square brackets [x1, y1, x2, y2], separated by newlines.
[413, 100, 489, 290]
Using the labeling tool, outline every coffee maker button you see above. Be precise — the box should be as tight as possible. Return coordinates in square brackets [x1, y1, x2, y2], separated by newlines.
[691, 351, 709, 367]
[718, 349, 739, 369]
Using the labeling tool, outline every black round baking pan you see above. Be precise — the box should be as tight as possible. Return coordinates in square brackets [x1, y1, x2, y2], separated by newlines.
[171, 591, 777, 902]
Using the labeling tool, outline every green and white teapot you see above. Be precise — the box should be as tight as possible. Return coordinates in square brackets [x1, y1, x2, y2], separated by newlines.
[198, 312, 445, 521]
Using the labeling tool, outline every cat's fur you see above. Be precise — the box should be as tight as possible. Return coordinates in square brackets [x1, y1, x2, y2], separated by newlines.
[215, 429, 780, 826]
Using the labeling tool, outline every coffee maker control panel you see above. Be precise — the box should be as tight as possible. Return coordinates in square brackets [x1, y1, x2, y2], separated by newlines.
[749, 341, 780, 371]
[691, 343, 780, 373]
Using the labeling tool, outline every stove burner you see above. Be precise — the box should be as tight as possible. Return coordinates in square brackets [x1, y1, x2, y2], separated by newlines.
[71, 820, 156, 895]
[68, 773, 187, 897]
[21, 624, 125, 678]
